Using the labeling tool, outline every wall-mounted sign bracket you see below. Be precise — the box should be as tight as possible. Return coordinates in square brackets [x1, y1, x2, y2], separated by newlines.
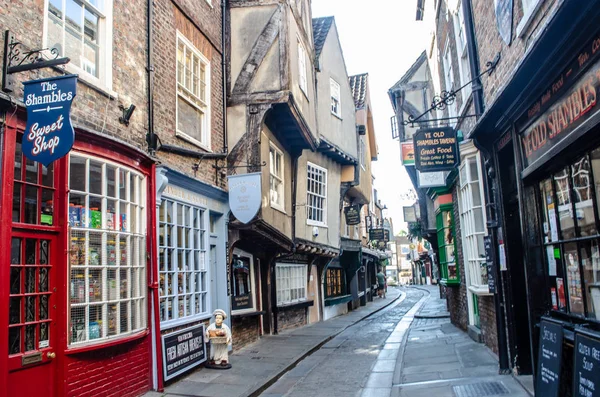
[403, 52, 501, 128]
[2, 30, 70, 93]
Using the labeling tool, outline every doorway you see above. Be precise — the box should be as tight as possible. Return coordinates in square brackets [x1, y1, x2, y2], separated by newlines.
[498, 141, 533, 375]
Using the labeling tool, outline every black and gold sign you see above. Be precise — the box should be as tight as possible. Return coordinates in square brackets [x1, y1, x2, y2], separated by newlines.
[344, 205, 361, 225]
[413, 127, 458, 172]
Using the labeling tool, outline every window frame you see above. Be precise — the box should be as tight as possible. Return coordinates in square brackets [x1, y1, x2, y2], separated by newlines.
[437, 204, 459, 286]
[442, 40, 457, 120]
[325, 267, 345, 298]
[517, 0, 544, 38]
[458, 153, 490, 296]
[157, 197, 211, 329]
[43, 0, 114, 92]
[67, 152, 148, 346]
[175, 31, 212, 151]
[269, 142, 285, 212]
[359, 138, 367, 171]
[306, 162, 328, 227]
[452, 3, 471, 89]
[298, 39, 308, 96]
[330, 78, 341, 118]
[276, 263, 307, 306]
[230, 248, 257, 315]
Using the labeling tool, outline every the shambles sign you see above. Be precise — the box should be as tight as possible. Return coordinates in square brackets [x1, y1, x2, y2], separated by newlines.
[162, 324, 206, 381]
[413, 127, 458, 172]
[23, 75, 77, 166]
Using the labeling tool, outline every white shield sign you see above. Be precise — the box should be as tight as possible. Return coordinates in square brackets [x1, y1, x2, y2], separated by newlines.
[228, 173, 262, 224]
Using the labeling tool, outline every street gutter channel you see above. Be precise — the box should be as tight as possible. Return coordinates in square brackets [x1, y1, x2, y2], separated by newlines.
[247, 289, 409, 397]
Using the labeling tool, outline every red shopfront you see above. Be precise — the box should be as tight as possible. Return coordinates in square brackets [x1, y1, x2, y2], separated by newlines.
[0, 112, 157, 397]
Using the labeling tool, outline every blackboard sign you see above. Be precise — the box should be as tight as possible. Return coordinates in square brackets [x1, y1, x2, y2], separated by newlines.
[484, 236, 496, 293]
[413, 127, 458, 172]
[344, 205, 361, 226]
[369, 228, 385, 241]
[162, 324, 206, 381]
[536, 319, 563, 397]
[573, 331, 600, 397]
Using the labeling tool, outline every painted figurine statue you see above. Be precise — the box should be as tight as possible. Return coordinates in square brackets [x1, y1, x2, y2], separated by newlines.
[205, 309, 232, 369]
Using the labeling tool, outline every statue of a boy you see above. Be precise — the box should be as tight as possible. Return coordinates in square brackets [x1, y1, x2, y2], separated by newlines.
[205, 309, 232, 369]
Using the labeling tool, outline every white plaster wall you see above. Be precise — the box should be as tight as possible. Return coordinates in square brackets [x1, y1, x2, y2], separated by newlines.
[323, 302, 348, 321]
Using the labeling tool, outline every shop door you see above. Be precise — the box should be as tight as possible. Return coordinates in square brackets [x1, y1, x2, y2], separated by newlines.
[307, 265, 320, 324]
[8, 234, 58, 397]
[498, 141, 533, 375]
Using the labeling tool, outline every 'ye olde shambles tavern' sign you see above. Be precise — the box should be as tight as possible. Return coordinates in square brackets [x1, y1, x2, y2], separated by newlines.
[162, 324, 206, 381]
[413, 127, 458, 172]
[23, 75, 77, 166]
[228, 173, 261, 224]
[519, 32, 600, 170]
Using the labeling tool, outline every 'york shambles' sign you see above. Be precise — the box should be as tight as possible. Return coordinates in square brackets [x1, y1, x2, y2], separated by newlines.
[519, 33, 600, 169]
[413, 127, 458, 172]
[23, 75, 77, 166]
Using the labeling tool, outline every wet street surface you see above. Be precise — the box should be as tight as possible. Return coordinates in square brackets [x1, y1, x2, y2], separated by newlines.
[260, 288, 425, 397]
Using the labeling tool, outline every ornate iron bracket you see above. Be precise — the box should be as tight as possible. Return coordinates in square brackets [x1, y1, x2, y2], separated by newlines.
[2, 30, 70, 92]
[402, 52, 501, 127]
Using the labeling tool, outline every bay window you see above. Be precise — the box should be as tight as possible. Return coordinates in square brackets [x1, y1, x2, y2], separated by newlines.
[276, 264, 307, 306]
[68, 153, 147, 345]
[158, 199, 209, 325]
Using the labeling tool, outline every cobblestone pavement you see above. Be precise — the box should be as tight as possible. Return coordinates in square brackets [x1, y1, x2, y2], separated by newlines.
[259, 287, 426, 397]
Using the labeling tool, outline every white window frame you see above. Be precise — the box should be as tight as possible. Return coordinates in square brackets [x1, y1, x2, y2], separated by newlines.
[276, 264, 307, 306]
[452, 3, 471, 88]
[157, 197, 210, 329]
[442, 40, 457, 120]
[67, 153, 147, 346]
[306, 162, 327, 227]
[298, 39, 308, 96]
[269, 142, 285, 212]
[231, 248, 257, 315]
[330, 78, 341, 118]
[517, 0, 543, 38]
[359, 137, 366, 171]
[43, 0, 114, 93]
[176, 32, 212, 151]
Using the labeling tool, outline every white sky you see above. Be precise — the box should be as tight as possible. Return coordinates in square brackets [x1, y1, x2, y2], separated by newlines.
[311, 0, 429, 234]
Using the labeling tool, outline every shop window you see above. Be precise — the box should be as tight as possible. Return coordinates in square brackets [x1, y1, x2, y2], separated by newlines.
[276, 264, 307, 306]
[269, 143, 284, 211]
[68, 153, 147, 345]
[306, 162, 327, 226]
[437, 204, 459, 286]
[540, 151, 600, 320]
[458, 155, 488, 294]
[45, 0, 113, 88]
[13, 137, 55, 226]
[231, 250, 255, 312]
[325, 267, 344, 298]
[176, 32, 211, 149]
[158, 199, 209, 325]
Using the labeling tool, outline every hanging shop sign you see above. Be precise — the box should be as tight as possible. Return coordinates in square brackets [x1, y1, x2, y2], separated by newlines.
[417, 170, 447, 188]
[403, 206, 417, 223]
[519, 31, 600, 170]
[535, 319, 563, 397]
[228, 172, 261, 224]
[369, 228, 385, 242]
[413, 127, 458, 172]
[344, 204, 361, 225]
[494, 0, 513, 45]
[572, 331, 600, 397]
[401, 142, 415, 166]
[23, 74, 77, 166]
[384, 230, 390, 243]
[162, 324, 206, 381]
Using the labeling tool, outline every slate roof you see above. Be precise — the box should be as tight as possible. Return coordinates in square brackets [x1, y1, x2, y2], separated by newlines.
[349, 73, 368, 109]
[312, 16, 334, 59]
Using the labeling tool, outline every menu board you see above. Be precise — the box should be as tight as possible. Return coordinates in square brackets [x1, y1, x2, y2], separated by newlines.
[573, 332, 600, 397]
[162, 324, 206, 381]
[484, 236, 496, 293]
[536, 319, 563, 397]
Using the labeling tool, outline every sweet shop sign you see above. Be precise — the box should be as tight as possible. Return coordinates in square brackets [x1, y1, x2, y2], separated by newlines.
[23, 74, 77, 166]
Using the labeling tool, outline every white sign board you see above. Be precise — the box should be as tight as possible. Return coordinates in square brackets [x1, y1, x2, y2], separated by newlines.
[417, 171, 447, 188]
[228, 173, 262, 224]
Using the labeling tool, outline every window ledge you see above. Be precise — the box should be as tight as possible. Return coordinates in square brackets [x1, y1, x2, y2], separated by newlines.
[331, 112, 342, 120]
[160, 314, 212, 331]
[468, 285, 492, 296]
[62, 63, 117, 99]
[175, 131, 213, 153]
[324, 295, 352, 306]
[274, 300, 314, 312]
[440, 278, 460, 287]
[307, 220, 328, 228]
[516, 0, 544, 38]
[65, 329, 148, 355]
[271, 204, 286, 214]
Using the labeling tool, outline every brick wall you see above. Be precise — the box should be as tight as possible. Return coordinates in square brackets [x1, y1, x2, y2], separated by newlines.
[152, 0, 226, 190]
[65, 337, 150, 397]
[277, 307, 307, 332]
[479, 295, 498, 354]
[232, 316, 261, 350]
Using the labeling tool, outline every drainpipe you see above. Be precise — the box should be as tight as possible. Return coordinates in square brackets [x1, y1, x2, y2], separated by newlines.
[462, 0, 484, 115]
[146, 0, 156, 155]
[222, 0, 228, 154]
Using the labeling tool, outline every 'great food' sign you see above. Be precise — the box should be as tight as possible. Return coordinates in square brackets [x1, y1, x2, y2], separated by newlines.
[23, 74, 77, 166]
